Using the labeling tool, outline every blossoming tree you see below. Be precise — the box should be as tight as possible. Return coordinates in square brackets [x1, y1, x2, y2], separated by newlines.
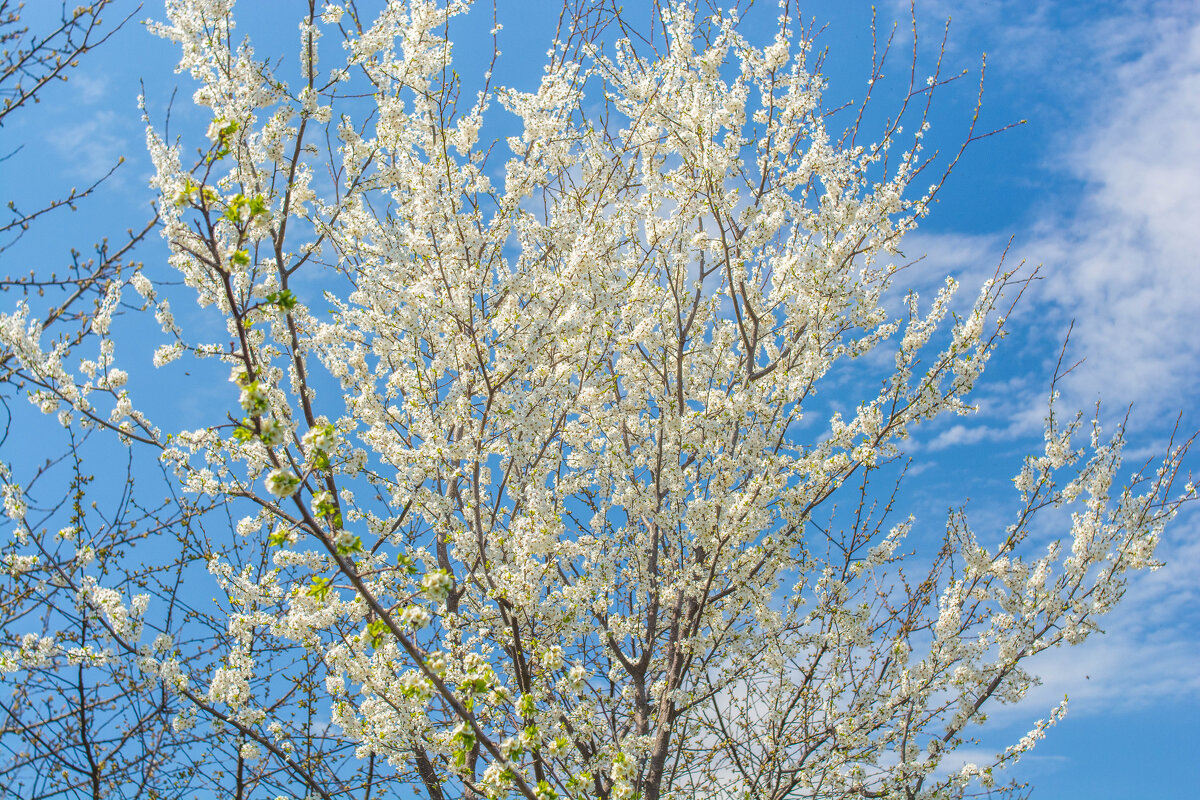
[0, 3, 185, 797]
[1, 1, 1194, 799]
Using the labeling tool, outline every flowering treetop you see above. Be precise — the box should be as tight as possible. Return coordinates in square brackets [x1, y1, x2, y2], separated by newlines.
[0, 1, 1193, 799]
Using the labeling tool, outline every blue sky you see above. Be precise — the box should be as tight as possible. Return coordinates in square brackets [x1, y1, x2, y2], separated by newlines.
[3, 0, 1198, 797]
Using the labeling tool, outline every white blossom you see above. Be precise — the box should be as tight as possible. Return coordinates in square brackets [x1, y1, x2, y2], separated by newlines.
[0, 3, 1188, 799]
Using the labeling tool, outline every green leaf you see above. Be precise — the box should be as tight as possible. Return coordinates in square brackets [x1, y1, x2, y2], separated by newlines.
[366, 619, 388, 648]
[307, 575, 332, 602]
[265, 289, 297, 310]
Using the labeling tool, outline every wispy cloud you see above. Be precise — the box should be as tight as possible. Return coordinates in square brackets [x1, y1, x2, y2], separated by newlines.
[899, 1, 1200, 413]
[898, 5, 1200, 418]
[1030, 14, 1200, 412]
[69, 72, 110, 105]
[892, 2, 1200, 721]
[47, 110, 129, 184]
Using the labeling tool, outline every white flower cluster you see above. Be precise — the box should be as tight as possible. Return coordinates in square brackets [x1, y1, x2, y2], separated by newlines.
[610, 751, 636, 800]
[79, 579, 149, 641]
[420, 569, 453, 604]
[0, 634, 56, 674]
[2, 482, 26, 522]
[265, 468, 300, 498]
[398, 604, 431, 630]
[1, 553, 38, 576]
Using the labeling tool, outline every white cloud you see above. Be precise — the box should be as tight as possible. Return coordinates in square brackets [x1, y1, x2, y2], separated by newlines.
[892, 231, 1010, 301]
[923, 421, 1016, 451]
[70, 72, 110, 105]
[918, 391, 1046, 452]
[47, 110, 129, 183]
[1025, 13, 1200, 412]
[891, 4, 1200, 723]
[899, 7, 1200, 417]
